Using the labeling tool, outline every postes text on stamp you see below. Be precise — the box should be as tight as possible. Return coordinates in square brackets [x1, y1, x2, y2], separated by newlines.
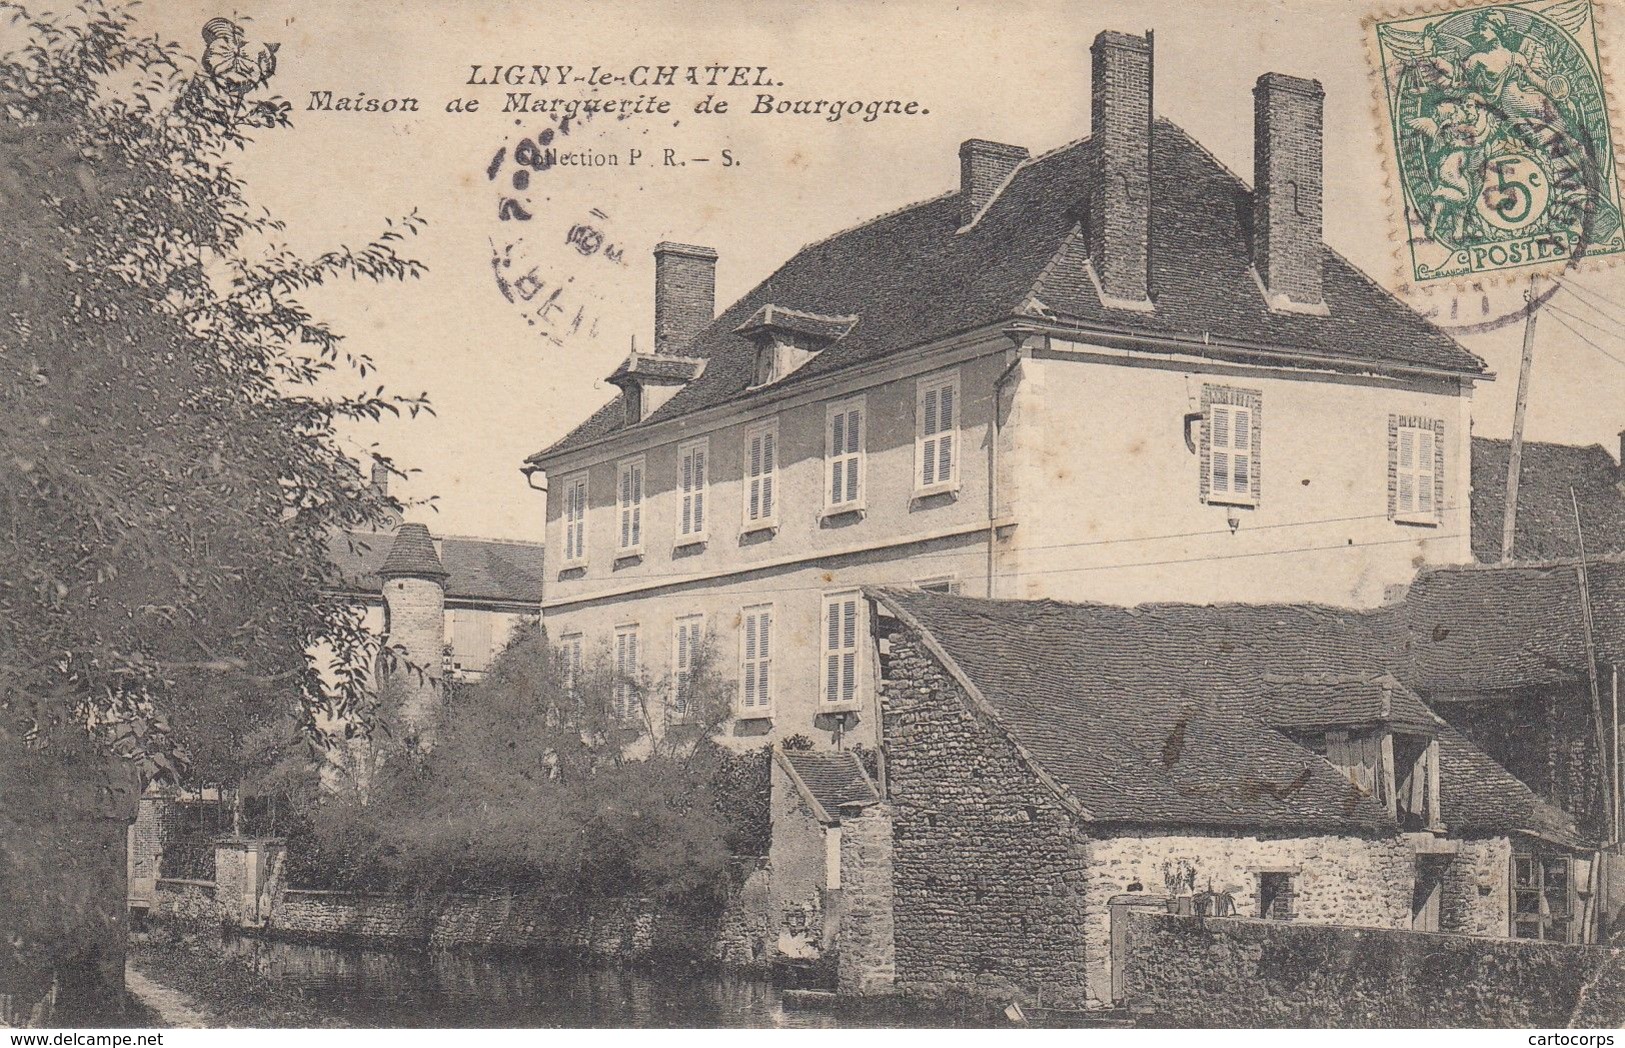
[1373, 0, 1623, 283]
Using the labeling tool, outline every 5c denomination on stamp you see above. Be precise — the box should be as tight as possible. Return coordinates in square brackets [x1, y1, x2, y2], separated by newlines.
[1371, 0, 1624, 284]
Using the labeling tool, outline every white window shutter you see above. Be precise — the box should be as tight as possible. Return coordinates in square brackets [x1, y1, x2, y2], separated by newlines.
[693, 448, 705, 531]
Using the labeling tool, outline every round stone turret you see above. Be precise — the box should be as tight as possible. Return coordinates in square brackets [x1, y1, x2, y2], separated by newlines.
[378, 523, 448, 745]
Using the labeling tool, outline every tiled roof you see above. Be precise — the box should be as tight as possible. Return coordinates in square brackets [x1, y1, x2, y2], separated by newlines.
[326, 528, 544, 606]
[781, 749, 879, 819]
[1392, 556, 1625, 693]
[376, 522, 448, 579]
[531, 120, 1482, 463]
[608, 353, 705, 386]
[872, 588, 1582, 845]
[1261, 673, 1442, 733]
[734, 305, 858, 343]
[1470, 437, 1625, 562]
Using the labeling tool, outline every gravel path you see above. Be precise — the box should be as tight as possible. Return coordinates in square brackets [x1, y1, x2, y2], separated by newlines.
[124, 963, 212, 1028]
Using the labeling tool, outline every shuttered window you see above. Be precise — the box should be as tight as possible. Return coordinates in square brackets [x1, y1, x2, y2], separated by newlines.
[613, 624, 639, 721]
[672, 614, 704, 717]
[740, 604, 773, 714]
[449, 610, 496, 674]
[743, 420, 778, 529]
[1209, 403, 1255, 503]
[1200, 386, 1262, 507]
[1389, 416, 1444, 524]
[823, 592, 861, 705]
[616, 457, 644, 553]
[917, 372, 959, 492]
[559, 633, 584, 696]
[562, 473, 588, 564]
[678, 439, 708, 541]
[826, 398, 866, 512]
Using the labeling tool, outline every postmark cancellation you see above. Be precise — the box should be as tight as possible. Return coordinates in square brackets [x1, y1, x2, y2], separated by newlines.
[1370, 0, 1624, 284]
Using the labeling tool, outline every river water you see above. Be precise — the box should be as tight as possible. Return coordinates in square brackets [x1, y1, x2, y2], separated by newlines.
[220, 936, 993, 1028]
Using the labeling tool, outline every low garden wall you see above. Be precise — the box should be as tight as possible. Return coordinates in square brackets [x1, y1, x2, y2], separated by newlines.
[1123, 910, 1625, 1028]
[149, 849, 774, 970]
[270, 889, 720, 962]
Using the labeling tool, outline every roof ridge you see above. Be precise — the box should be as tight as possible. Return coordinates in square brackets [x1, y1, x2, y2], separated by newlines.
[1473, 434, 1616, 454]
[1018, 222, 1089, 320]
[959, 136, 1088, 232]
[1156, 119, 1473, 359]
[1416, 551, 1625, 574]
[435, 533, 546, 548]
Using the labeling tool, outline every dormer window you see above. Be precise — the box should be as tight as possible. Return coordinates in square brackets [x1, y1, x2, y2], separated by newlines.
[1264, 672, 1444, 832]
[605, 352, 704, 427]
[736, 305, 857, 389]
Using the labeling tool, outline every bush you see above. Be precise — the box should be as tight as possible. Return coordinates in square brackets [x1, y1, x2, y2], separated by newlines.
[288, 624, 767, 907]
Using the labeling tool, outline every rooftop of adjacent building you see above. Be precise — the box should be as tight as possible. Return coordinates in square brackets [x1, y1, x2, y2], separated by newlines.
[325, 525, 545, 607]
[869, 585, 1585, 848]
[1470, 435, 1625, 563]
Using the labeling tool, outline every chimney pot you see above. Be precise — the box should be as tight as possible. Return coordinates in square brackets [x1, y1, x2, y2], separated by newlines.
[653, 242, 717, 355]
[1253, 72, 1325, 309]
[370, 457, 389, 496]
[1089, 30, 1155, 307]
[958, 139, 1029, 226]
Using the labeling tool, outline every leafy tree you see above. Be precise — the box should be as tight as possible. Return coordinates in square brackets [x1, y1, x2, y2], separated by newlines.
[0, 0, 427, 783]
[0, 0, 427, 1009]
[293, 627, 763, 905]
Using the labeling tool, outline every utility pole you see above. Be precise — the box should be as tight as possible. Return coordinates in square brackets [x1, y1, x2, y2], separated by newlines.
[1571, 487, 1609, 943]
[1501, 286, 1539, 562]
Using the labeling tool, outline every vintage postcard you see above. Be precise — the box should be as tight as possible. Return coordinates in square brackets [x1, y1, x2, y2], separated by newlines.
[4, 0, 1625, 1036]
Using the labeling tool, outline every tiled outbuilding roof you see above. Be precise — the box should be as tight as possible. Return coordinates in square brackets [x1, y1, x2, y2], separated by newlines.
[779, 749, 880, 822]
[871, 588, 1582, 846]
[1260, 673, 1442, 733]
[529, 120, 1482, 463]
[1392, 555, 1625, 694]
[326, 528, 544, 606]
[1470, 437, 1625, 562]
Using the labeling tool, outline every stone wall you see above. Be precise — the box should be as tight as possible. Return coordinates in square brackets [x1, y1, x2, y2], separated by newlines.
[152, 879, 223, 927]
[876, 618, 1526, 1010]
[768, 756, 829, 959]
[879, 625, 1094, 1007]
[1443, 837, 1513, 937]
[266, 889, 723, 962]
[836, 802, 896, 996]
[1083, 831, 1414, 1003]
[1123, 910, 1625, 1028]
[716, 858, 771, 968]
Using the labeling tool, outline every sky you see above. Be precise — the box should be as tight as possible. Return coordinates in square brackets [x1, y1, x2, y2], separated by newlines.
[121, 0, 1625, 541]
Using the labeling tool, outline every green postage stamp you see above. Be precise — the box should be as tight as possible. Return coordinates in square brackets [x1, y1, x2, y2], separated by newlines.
[1372, 0, 1624, 283]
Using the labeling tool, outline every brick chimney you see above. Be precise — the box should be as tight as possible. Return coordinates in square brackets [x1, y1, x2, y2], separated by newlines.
[959, 139, 1029, 226]
[1089, 30, 1154, 309]
[370, 457, 389, 496]
[1253, 72, 1326, 311]
[653, 242, 717, 355]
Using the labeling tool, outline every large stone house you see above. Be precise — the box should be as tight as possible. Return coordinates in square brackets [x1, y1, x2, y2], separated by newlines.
[525, 29, 1487, 748]
[841, 586, 1589, 1008]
